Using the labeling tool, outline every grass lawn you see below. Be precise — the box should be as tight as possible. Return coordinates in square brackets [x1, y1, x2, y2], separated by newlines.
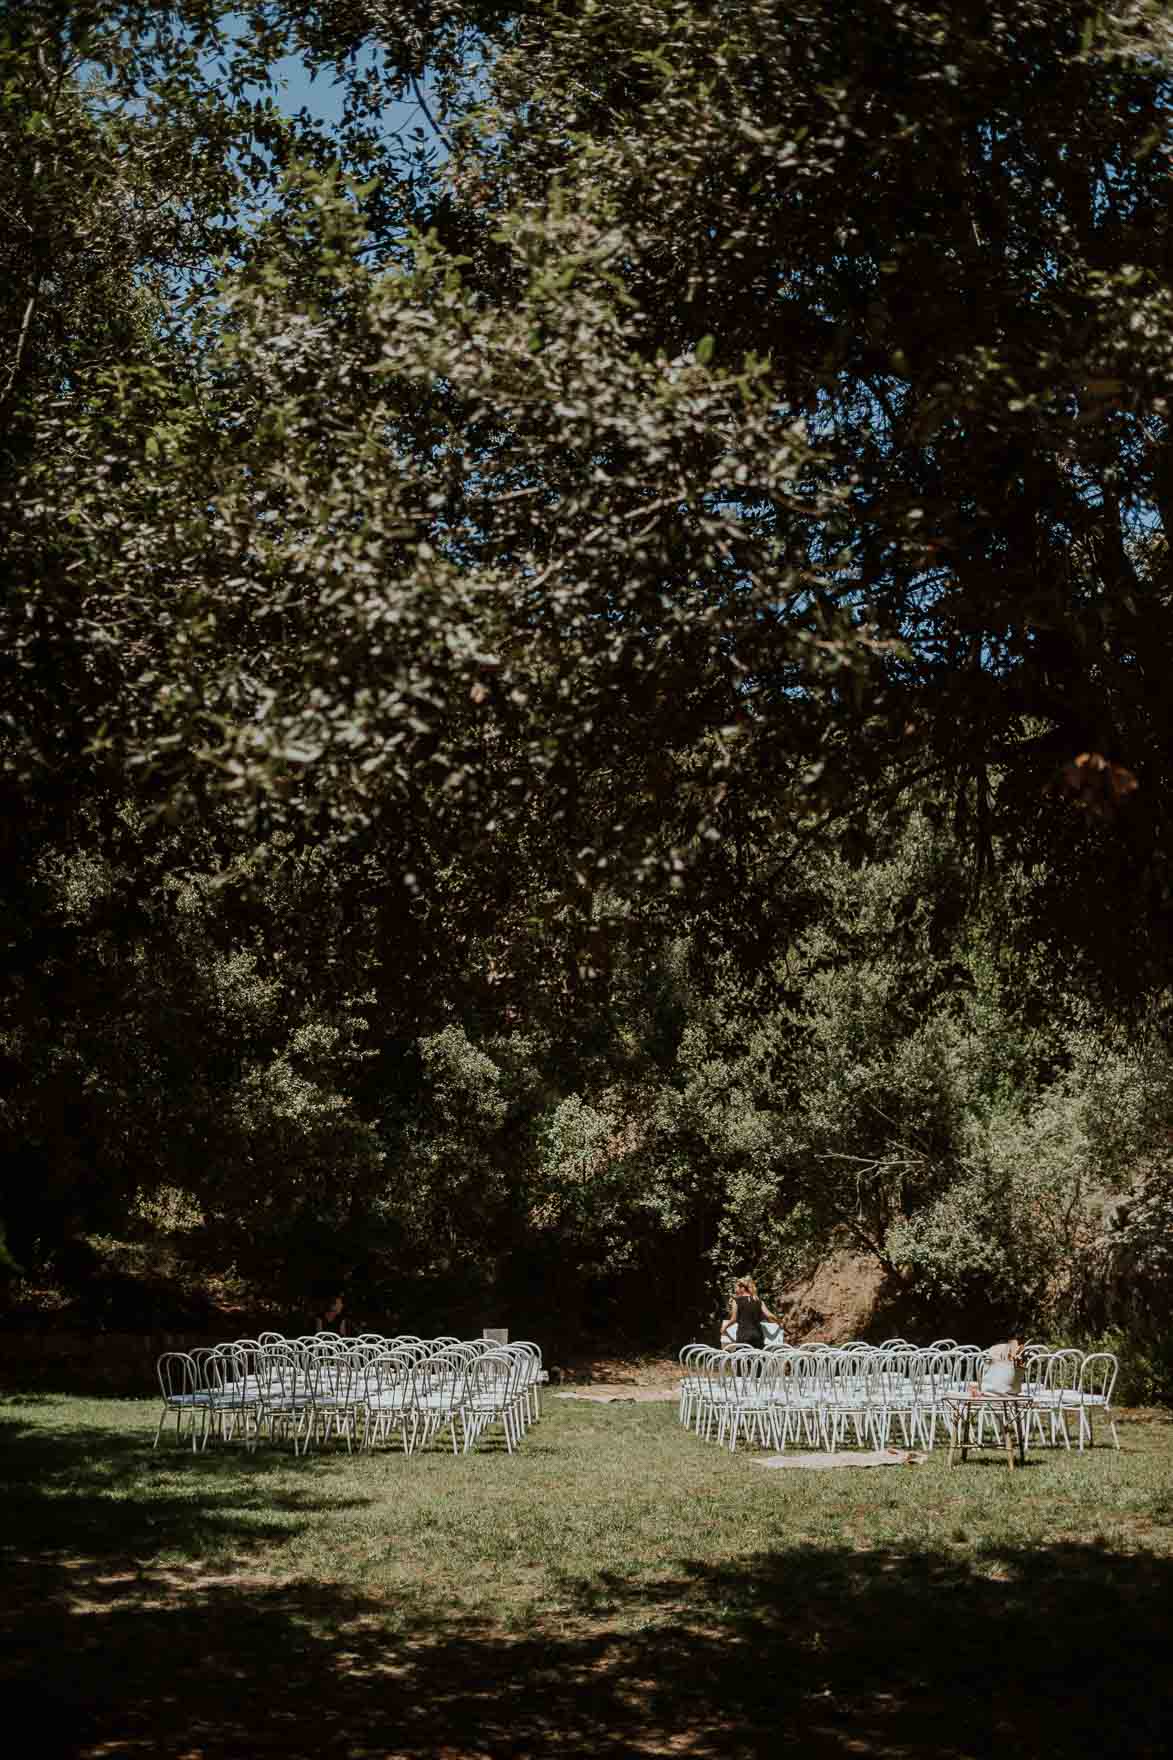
[3, 1391, 1172, 1758]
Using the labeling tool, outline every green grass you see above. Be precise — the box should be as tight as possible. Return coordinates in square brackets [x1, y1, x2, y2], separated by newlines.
[3, 1392, 1173, 1757]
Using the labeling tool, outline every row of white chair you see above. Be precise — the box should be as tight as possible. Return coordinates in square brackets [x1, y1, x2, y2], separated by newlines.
[680, 1344, 1120, 1454]
[154, 1333, 544, 1457]
[869, 1343, 1120, 1450]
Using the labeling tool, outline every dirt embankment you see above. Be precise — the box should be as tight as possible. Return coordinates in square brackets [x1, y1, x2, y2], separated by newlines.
[774, 1250, 888, 1342]
[549, 1252, 891, 1385]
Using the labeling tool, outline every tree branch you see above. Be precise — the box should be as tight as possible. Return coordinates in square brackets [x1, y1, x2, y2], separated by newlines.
[410, 74, 456, 158]
[0, 271, 44, 433]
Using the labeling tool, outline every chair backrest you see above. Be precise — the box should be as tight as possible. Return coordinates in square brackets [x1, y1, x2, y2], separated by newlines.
[312, 1350, 354, 1401]
[716, 1349, 762, 1403]
[925, 1350, 960, 1400]
[209, 1341, 244, 1377]
[901, 1350, 931, 1397]
[217, 1345, 262, 1401]
[258, 1343, 300, 1398]
[786, 1349, 820, 1396]
[947, 1349, 979, 1385]
[505, 1343, 541, 1384]
[368, 1348, 414, 1376]
[697, 1347, 725, 1399]
[157, 1352, 205, 1401]
[415, 1350, 464, 1407]
[396, 1340, 432, 1363]
[1043, 1350, 1084, 1395]
[418, 1346, 462, 1368]
[344, 1341, 384, 1366]
[835, 1350, 877, 1404]
[187, 1347, 226, 1390]
[361, 1352, 415, 1407]
[760, 1350, 790, 1398]
[468, 1350, 519, 1401]
[1078, 1352, 1118, 1402]
[713, 1350, 741, 1400]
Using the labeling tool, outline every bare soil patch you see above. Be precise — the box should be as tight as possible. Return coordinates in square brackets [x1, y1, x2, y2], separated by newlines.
[775, 1249, 888, 1341]
[550, 1353, 682, 1385]
[555, 1385, 678, 1402]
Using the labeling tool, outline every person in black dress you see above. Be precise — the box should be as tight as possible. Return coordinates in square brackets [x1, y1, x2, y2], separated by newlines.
[720, 1276, 782, 1349]
[314, 1292, 350, 1336]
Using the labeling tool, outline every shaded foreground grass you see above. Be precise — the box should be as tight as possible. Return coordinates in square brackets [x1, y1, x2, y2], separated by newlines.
[3, 1393, 1173, 1757]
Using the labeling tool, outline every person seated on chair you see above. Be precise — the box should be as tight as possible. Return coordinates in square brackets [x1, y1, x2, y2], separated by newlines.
[969, 1330, 1024, 1397]
[720, 1276, 782, 1351]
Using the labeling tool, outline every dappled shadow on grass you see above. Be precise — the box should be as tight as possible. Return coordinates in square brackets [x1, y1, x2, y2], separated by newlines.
[3, 1414, 1172, 1758]
[0, 1413, 375, 1568]
[4, 1545, 1172, 1756]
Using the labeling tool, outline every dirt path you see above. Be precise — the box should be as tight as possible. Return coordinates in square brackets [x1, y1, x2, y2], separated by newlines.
[554, 1386, 678, 1402]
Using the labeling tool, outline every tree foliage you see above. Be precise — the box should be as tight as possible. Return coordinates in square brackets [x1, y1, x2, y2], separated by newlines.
[4, 1, 1173, 1344]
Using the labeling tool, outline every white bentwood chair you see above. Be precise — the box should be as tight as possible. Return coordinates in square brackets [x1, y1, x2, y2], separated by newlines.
[462, 1352, 525, 1453]
[1064, 1352, 1120, 1451]
[154, 1353, 212, 1453]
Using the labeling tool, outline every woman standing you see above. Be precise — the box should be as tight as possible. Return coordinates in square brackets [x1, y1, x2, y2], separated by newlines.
[314, 1292, 350, 1337]
[720, 1276, 782, 1350]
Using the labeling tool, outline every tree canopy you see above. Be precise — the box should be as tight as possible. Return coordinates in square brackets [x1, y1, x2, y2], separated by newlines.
[3, 0, 1173, 1357]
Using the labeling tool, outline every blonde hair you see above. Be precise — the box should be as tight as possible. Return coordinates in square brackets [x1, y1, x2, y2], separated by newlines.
[734, 1275, 758, 1299]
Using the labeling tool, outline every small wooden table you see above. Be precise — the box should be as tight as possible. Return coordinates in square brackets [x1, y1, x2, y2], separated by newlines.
[942, 1393, 1035, 1469]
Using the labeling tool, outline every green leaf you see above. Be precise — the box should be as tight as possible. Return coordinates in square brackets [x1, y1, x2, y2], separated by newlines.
[694, 334, 715, 366]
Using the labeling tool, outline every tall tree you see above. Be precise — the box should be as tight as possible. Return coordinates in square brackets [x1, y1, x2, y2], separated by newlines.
[6, 0, 1173, 1324]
